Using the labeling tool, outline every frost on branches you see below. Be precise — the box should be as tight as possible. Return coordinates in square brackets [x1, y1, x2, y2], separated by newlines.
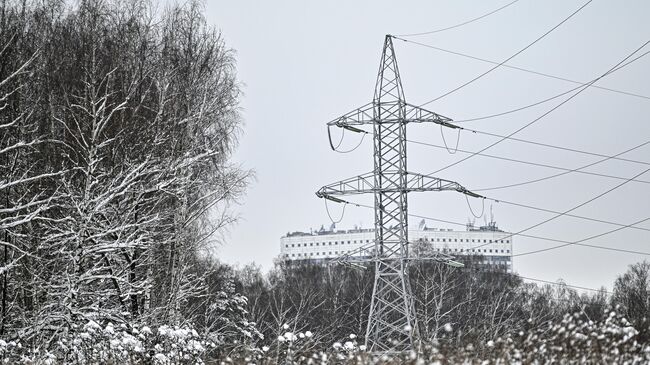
[1, 321, 212, 364]
[0, 0, 253, 363]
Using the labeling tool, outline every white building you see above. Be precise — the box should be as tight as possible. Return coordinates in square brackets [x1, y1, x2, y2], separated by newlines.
[280, 222, 513, 272]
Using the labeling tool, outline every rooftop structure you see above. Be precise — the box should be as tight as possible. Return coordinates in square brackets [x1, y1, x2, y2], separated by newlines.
[280, 221, 513, 272]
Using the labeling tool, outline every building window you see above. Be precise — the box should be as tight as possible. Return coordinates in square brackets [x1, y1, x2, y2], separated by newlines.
[292, 244, 295, 247]
[460, 239, 463, 242]
[329, 242, 332, 245]
[489, 240, 492, 243]
[353, 240, 356, 243]
[489, 249, 492, 253]
[442, 239, 446, 242]
[454, 239, 457, 242]
[292, 254, 295, 257]
[506, 240, 510, 243]
[309, 243, 313, 246]
[348, 241, 351, 244]
[500, 240, 504, 243]
[471, 239, 475, 243]
[507, 249, 510, 253]
[483, 240, 487, 243]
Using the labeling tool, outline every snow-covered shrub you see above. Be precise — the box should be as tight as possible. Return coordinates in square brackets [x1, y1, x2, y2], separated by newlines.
[0, 321, 216, 364]
[239, 310, 650, 364]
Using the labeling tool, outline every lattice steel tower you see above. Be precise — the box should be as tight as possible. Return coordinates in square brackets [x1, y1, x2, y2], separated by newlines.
[316, 35, 480, 353]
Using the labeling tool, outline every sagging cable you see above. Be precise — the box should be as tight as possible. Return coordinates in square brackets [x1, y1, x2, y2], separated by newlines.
[327, 124, 346, 151]
[440, 123, 461, 154]
[327, 124, 369, 153]
[465, 194, 485, 218]
[324, 196, 348, 224]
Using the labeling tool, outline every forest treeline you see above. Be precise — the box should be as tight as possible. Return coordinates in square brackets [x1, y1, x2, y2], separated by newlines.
[2, 0, 650, 364]
[1, 0, 255, 361]
[230, 258, 650, 362]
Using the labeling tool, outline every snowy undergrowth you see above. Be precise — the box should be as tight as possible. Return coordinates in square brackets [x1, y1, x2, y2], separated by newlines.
[248, 310, 650, 364]
[0, 321, 215, 365]
[2, 311, 649, 364]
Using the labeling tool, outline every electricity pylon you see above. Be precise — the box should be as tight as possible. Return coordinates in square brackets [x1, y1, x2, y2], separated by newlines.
[316, 35, 481, 353]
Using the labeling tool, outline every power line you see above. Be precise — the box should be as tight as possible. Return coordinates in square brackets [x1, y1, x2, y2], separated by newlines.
[395, 0, 522, 37]
[407, 209, 650, 257]
[407, 138, 650, 190]
[325, 127, 650, 173]
[327, 125, 368, 154]
[395, 39, 650, 104]
[339, 200, 650, 257]
[513, 274, 611, 294]
[486, 197, 650, 234]
[514, 216, 650, 258]
[402, 0, 593, 107]
[425, 39, 650, 177]
[459, 127, 650, 167]
[464, 268, 612, 295]
[438, 268, 612, 299]
[469, 167, 650, 251]
[321, 134, 650, 234]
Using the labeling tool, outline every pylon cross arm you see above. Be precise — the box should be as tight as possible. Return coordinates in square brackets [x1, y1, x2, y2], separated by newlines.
[327, 102, 374, 128]
[403, 102, 458, 129]
[330, 242, 465, 268]
[326, 101, 458, 130]
[316, 171, 482, 199]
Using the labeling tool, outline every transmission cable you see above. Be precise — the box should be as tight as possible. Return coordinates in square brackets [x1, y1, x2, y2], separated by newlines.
[514, 216, 650, 258]
[461, 268, 612, 295]
[458, 127, 650, 166]
[468, 167, 650, 251]
[327, 125, 368, 153]
[326, 47, 650, 165]
[395, 0, 522, 37]
[511, 274, 612, 294]
[453, 48, 650, 123]
[408, 138, 650, 191]
[408, 209, 650, 257]
[324, 198, 348, 224]
[465, 193, 485, 218]
[333, 199, 650, 257]
[484, 197, 650, 234]
[424, 39, 650, 177]
[473, 139, 650, 191]
[328, 125, 347, 150]
[395, 38, 650, 104]
[399, 0, 593, 107]
[440, 124, 461, 154]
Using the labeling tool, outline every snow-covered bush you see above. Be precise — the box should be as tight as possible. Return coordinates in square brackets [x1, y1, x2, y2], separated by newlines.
[0, 321, 215, 364]
[245, 310, 650, 364]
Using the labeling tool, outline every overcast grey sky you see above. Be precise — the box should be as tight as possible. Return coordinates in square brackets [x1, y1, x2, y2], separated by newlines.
[205, 0, 650, 291]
